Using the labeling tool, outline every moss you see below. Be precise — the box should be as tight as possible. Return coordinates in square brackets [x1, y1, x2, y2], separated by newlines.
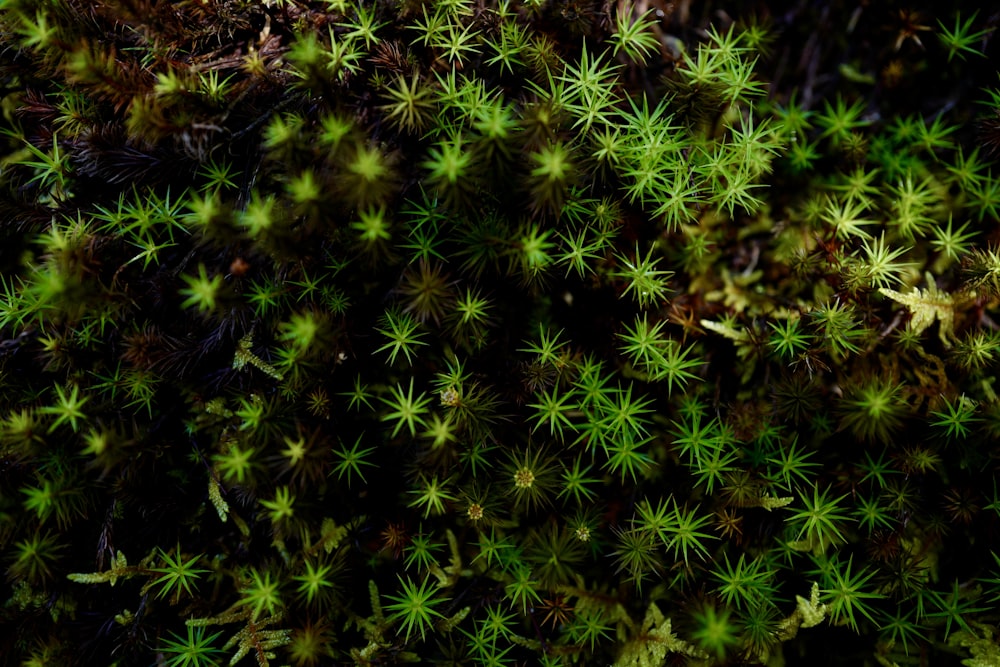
[1, 0, 999, 665]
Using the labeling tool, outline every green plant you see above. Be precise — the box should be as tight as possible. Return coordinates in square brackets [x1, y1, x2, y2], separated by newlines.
[39, 382, 89, 433]
[385, 576, 446, 641]
[690, 604, 742, 661]
[21, 474, 88, 529]
[936, 11, 990, 62]
[6, 531, 63, 584]
[403, 530, 441, 573]
[607, 5, 660, 64]
[713, 552, 776, 612]
[816, 95, 871, 148]
[566, 607, 614, 650]
[381, 379, 432, 438]
[149, 546, 208, 603]
[786, 485, 852, 555]
[557, 456, 599, 506]
[178, 264, 224, 314]
[612, 526, 660, 591]
[408, 475, 457, 518]
[237, 569, 284, 621]
[613, 245, 673, 309]
[929, 394, 981, 440]
[818, 555, 882, 632]
[292, 558, 341, 610]
[505, 447, 558, 513]
[260, 486, 296, 526]
[157, 626, 224, 667]
[926, 580, 990, 640]
[837, 378, 909, 443]
[767, 317, 813, 361]
[4, 1, 1000, 665]
[330, 435, 375, 485]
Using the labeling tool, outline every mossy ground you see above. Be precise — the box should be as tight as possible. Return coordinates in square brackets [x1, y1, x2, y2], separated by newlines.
[1, 1, 1000, 665]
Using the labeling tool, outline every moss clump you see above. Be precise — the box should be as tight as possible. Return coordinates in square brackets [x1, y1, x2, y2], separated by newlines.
[1, 1, 999, 665]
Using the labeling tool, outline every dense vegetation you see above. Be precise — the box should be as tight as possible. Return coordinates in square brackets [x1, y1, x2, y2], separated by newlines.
[2, 0, 1000, 665]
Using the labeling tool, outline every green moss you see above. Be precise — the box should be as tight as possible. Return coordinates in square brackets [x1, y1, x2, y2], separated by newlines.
[2, 0, 1000, 665]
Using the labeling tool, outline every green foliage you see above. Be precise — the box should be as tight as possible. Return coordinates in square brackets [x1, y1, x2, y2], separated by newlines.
[381, 379, 432, 438]
[926, 580, 991, 640]
[505, 447, 559, 513]
[837, 378, 909, 443]
[786, 485, 853, 555]
[937, 11, 990, 62]
[292, 558, 341, 609]
[408, 474, 457, 518]
[767, 317, 812, 361]
[929, 394, 981, 440]
[21, 474, 88, 529]
[608, 5, 660, 64]
[157, 626, 224, 667]
[7, 531, 63, 584]
[3, 1, 999, 665]
[712, 553, 777, 612]
[690, 604, 742, 661]
[331, 435, 375, 485]
[526, 141, 575, 216]
[612, 526, 660, 591]
[237, 569, 284, 622]
[149, 547, 208, 603]
[817, 555, 882, 632]
[646, 497, 716, 567]
[178, 264, 224, 314]
[614, 245, 673, 309]
[816, 95, 871, 147]
[260, 486, 296, 525]
[618, 313, 703, 391]
[566, 607, 614, 650]
[385, 576, 447, 641]
[39, 382, 89, 433]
